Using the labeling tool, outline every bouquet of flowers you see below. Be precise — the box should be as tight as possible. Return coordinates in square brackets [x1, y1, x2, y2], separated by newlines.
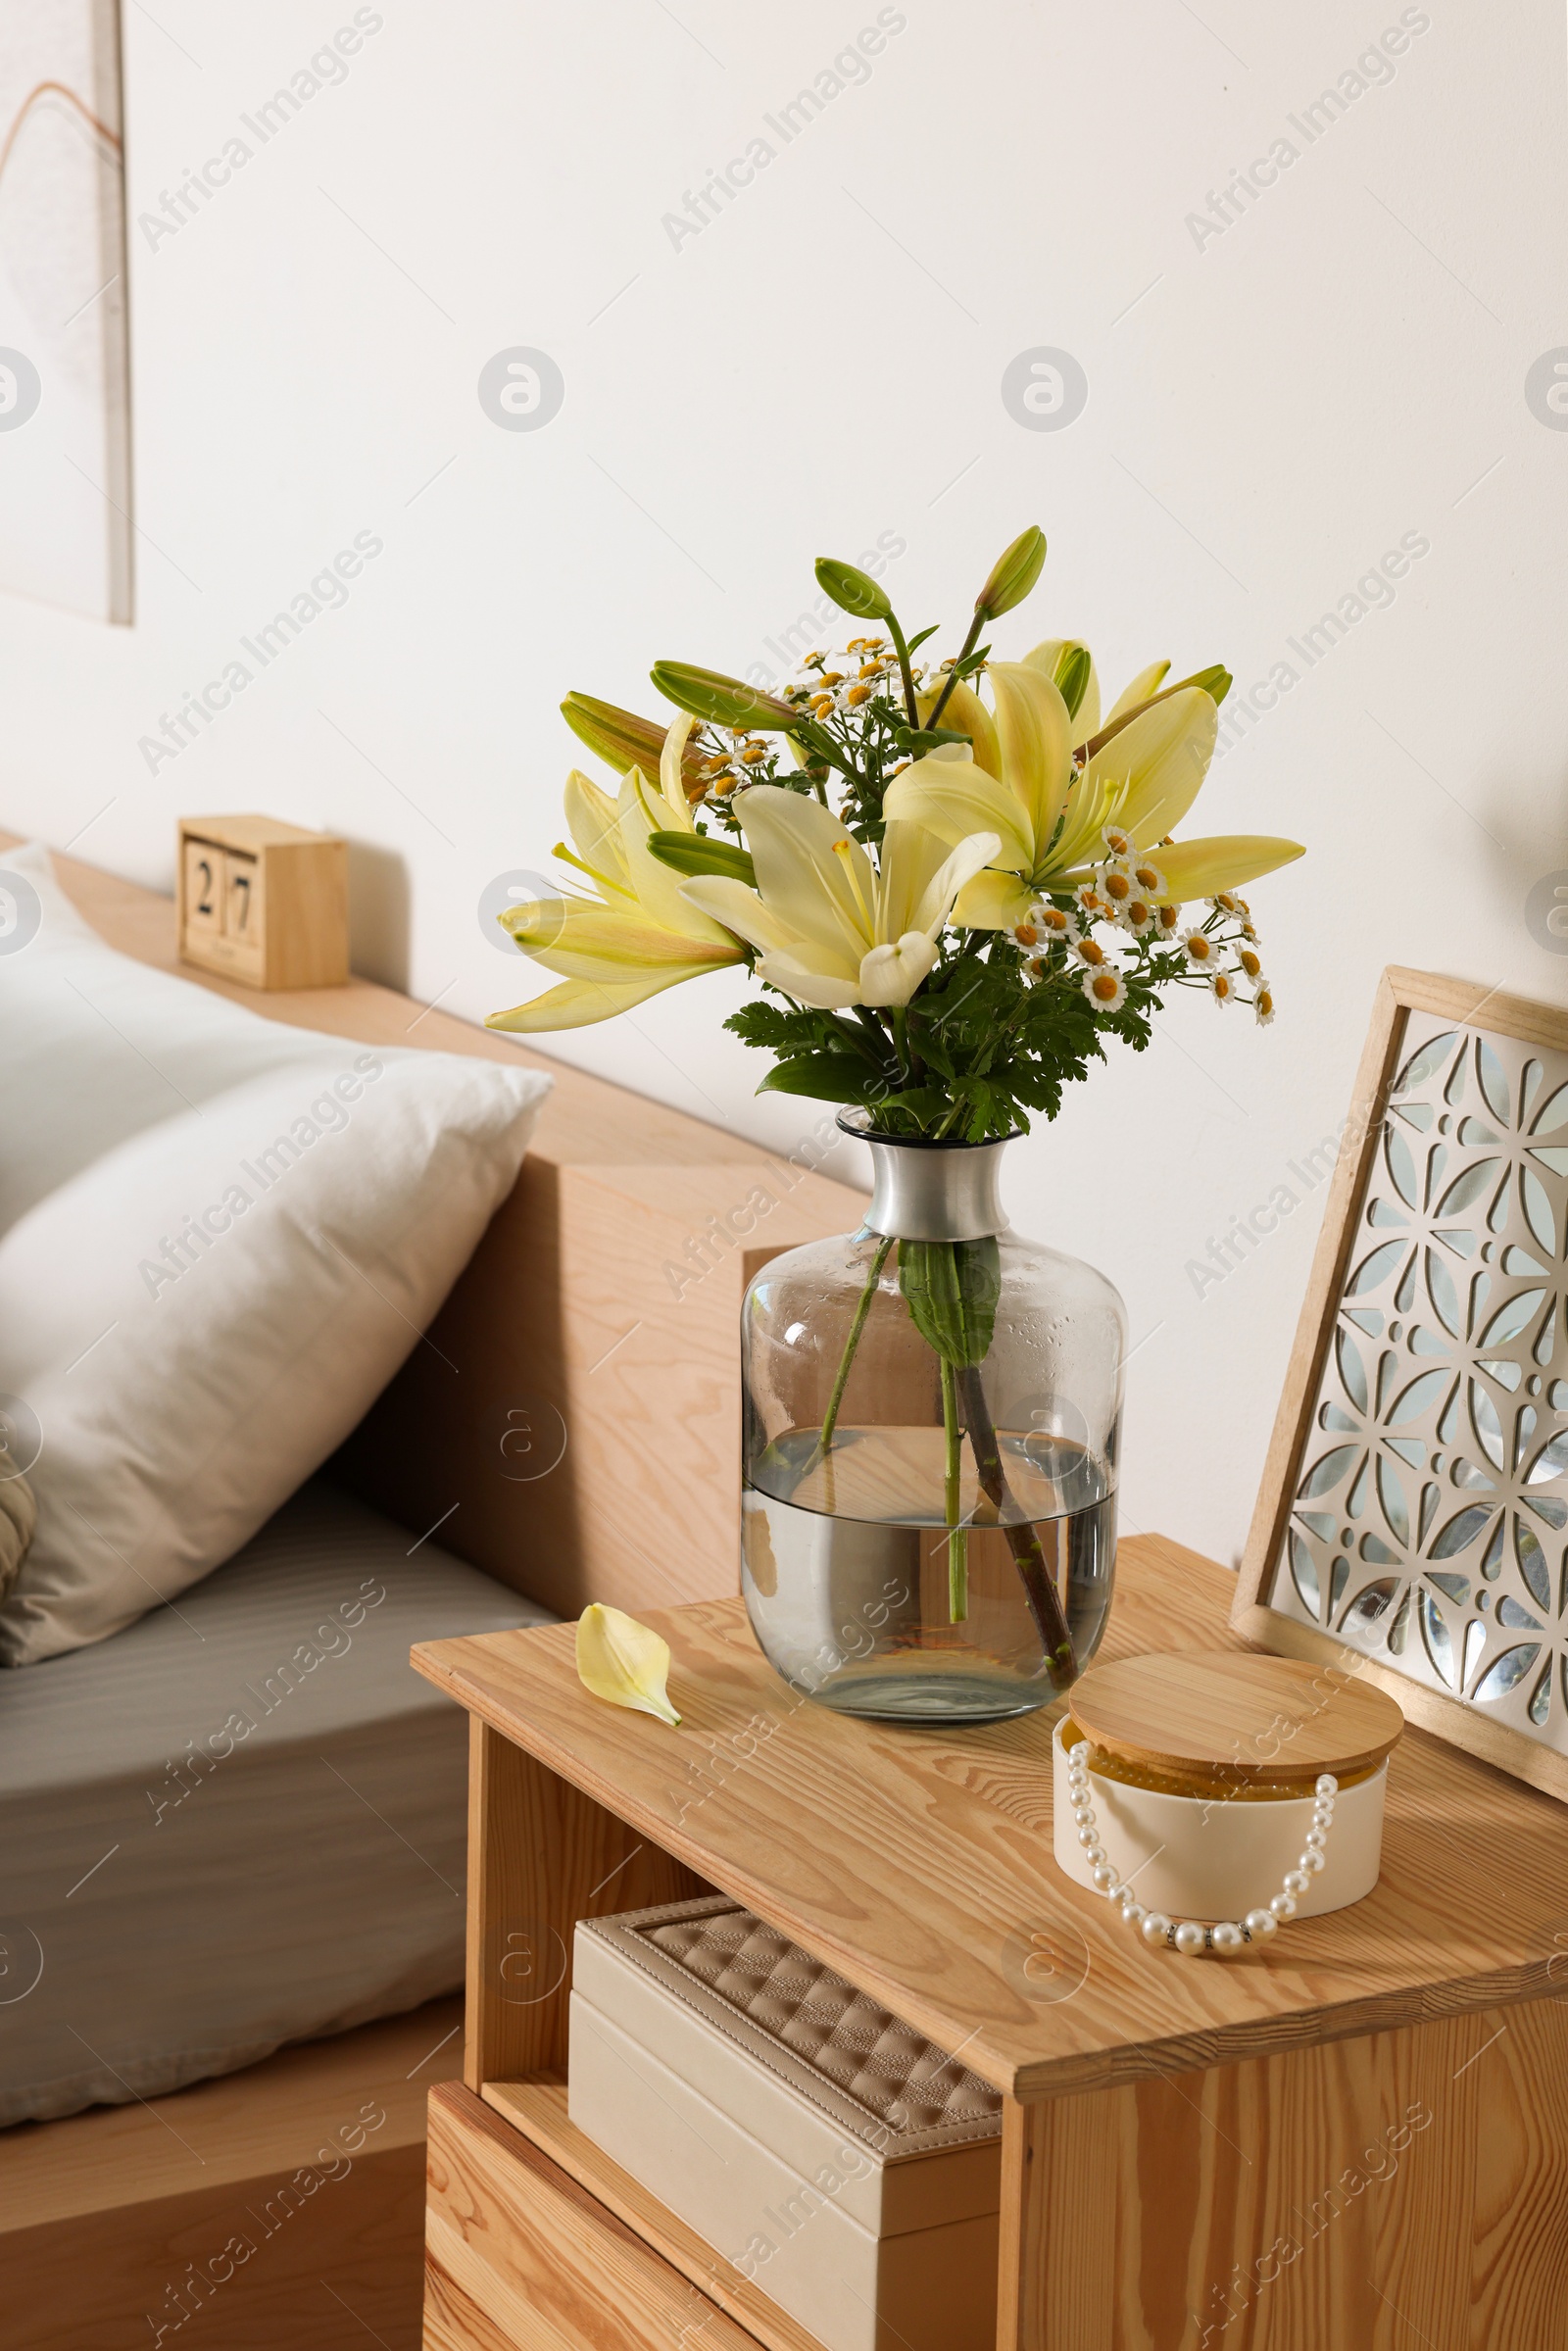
[489, 528, 1303, 1675]
[488, 524, 1300, 1128]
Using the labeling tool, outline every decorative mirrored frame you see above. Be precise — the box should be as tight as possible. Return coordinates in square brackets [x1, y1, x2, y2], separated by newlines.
[1234, 967, 1568, 1803]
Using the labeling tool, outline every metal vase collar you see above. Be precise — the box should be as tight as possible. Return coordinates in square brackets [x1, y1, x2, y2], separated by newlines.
[841, 1115, 1014, 1243]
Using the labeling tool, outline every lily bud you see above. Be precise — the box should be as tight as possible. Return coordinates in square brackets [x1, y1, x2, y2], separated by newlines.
[1179, 663, 1232, 706]
[1053, 645, 1092, 721]
[575, 1603, 681, 1726]
[645, 831, 758, 888]
[1077, 667, 1235, 762]
[563, 692, 704, 787]
[975, 525, 1047, 619]
[813, 557, 893, 621]
[651, 662, 805, 733]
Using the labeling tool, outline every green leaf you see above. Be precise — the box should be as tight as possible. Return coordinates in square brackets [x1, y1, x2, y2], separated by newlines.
[814, 558, 893, 621]
[864, 1084, 955, 1127]
[899, 1239, 1001, 1367]
[650, 663, 805, 733]
[909, 1023, 956, 1081]
[757, 1053, 878, 1102]
[644, 831, 757, 887]
[892, 724, 974, 755]
[906, 623, 940, 654]
[789, 715, 855, 775]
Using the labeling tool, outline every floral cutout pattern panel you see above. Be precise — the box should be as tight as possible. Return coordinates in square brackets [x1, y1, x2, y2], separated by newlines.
[1265, 1009, 1568, 1755]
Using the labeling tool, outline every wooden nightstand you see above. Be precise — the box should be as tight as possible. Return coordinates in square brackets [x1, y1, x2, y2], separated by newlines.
[412, 1534, 1568, 2351]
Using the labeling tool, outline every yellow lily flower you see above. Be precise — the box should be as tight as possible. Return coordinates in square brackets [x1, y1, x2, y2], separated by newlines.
[887, 660, 1301, 930]
[923, 645, 1170, 776]
[486, 716, 743, 1033]
[679, 786, 1001, 1009]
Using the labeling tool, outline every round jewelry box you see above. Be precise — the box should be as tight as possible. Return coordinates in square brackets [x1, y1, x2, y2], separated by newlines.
[1052, 1652, 1404, 1942]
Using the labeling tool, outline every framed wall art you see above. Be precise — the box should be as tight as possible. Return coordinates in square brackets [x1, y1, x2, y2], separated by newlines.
[0, 0, 132, 623]
[1233, 966, 1568, 1803]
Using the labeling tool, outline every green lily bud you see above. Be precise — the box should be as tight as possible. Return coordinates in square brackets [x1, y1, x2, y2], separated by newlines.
[644, 831, 758, 888]
[975, 525, 1047, 619]
[651, 662, 805, 733]
[562, 692, 704, 788]
[1054, 644, 1092, 721]
[1077, 664, 1236, 762]
[813, 558, 893, 621]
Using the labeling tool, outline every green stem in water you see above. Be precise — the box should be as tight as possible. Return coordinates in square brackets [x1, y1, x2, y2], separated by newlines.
[817, 1234, 894, 1460]
[956, 1362, 1076, 1690]
[941, 1355, 968, 1622]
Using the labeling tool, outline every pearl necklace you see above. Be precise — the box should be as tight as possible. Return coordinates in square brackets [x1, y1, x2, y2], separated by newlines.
[1066, 1739, 1339, 1957]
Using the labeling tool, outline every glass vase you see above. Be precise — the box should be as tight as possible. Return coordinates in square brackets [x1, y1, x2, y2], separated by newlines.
[741, 1122, 1126, 1723]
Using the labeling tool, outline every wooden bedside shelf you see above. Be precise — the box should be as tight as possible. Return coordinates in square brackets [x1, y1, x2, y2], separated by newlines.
[478, 2080, 823, 2351]
[413, 1533, 1568, 2351]
[425, 2082, 768, 2351]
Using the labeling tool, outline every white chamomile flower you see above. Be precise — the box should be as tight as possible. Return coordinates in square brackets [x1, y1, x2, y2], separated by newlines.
[1238, 945, 1264, 980]
[1120, 896, 1156, 938]
[1082, 967, 1128, 1013]
[1096, 863, 1137, 915]
[1153, 902, 1183, 939]
[1034, 903, 1081, 946]
[1131, 857, 1166, 899]
[1210, 969, 1238, 1006]
[1182, 928, 1218, 969]
[1102, 824, 1133, 858]
[1254, 985, 1276, 1025]
[1010, 901, 1064, 953]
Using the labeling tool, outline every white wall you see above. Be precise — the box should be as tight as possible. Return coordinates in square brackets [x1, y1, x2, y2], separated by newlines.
[4, 0, 1566, 1567]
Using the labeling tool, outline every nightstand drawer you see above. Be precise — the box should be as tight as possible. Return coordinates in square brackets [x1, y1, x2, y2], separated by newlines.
[424, 2083, 766, 2351]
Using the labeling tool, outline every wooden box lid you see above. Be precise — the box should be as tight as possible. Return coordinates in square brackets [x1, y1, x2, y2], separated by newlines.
[1068, 1650, 1404, 1788]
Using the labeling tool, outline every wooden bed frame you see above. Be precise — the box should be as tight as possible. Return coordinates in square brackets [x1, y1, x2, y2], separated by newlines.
[0, 837, 865, 2349]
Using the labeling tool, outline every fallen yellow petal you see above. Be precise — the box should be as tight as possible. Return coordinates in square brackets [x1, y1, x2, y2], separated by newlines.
[575, 1603, 681, 1726]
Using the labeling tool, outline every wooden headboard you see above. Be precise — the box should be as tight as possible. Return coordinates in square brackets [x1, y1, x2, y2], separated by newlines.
[19, 839, 867, 1621]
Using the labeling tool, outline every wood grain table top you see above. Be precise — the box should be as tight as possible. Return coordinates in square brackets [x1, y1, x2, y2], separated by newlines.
[413, 1533, 1568, 2101]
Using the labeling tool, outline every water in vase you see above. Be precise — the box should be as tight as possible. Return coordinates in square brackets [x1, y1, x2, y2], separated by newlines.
[742, 1424, 1116, 1722]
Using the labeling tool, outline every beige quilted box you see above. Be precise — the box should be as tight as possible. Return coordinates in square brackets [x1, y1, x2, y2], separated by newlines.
[568, 1895, 1002, 2351]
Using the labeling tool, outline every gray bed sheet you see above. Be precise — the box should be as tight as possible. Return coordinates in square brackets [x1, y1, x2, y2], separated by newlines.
[0, 1477, 551, 2127]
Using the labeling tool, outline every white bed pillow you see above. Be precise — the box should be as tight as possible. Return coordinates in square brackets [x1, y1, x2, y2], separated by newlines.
[0, 842, 551, 1665]
[0, 840, 387, 1240]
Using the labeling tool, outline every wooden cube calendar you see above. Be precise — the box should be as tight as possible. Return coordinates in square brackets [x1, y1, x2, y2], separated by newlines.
[176, 815, 348, 990]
